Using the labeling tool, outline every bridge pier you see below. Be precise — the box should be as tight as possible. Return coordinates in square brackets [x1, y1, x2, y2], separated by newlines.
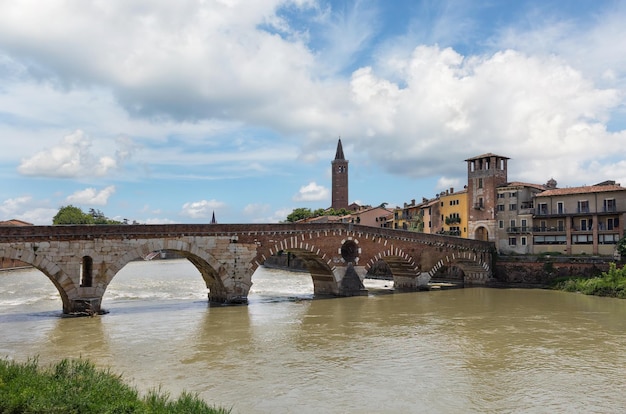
[69, 297, 103, 315]
[335, 264, 368, 297]
[394, 272, 432, 291]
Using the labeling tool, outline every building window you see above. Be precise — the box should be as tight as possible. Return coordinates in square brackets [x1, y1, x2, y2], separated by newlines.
[534, 235, 566, 244]
[478, 178, 483, 189]
[557, 220, 565, 231]
[521, 236, 527, 246]
[578, 200, 589, 213]
[499, 220, 504, 229]
[510, 219, 516, 228]
[607, 217, 619, 230]
[604, 199, 616, 212]
[498, 193, 505, 199]
[509, 192, 516, 198]
[509, 237, 517, 246]
[509, 204, 517, 210]
[599, 234, 619, 244]
[572, 234, 593, 244]
[557, 202, 564, 214]
[497, 204, 505, 212]
[579, 218, 593, 231]
[537, 203, 548, 215]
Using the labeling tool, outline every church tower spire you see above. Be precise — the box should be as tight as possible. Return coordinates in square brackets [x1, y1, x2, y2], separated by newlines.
[331, 138, 349, 210]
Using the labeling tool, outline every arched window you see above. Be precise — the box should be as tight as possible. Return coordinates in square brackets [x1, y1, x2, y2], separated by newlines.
[80, 256, 93, 287]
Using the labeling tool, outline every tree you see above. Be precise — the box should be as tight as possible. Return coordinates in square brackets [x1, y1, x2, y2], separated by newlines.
[53, 205, 122, 225]
[53, 205, 94, 225]
[286, 208, 313, 222]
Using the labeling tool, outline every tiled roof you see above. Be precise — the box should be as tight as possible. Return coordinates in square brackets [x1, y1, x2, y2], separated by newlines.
[0, 219, 34, 226]
[536, 184, 625, 197]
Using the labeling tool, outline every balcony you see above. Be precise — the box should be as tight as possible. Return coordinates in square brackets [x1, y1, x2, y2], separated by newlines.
[506, 226, 532, 234]
[532, 226, 565, 233]
[445, 216, 461, 225]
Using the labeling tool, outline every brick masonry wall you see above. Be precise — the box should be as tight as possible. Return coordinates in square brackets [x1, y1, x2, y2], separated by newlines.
[494, 257, 618, 285]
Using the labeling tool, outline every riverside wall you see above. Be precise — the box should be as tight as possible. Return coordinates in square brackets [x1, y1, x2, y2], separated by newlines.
[493, 256, 621, 286]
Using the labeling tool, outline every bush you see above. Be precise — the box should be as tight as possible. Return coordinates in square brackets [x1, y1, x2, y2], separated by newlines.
[0, 358, 230, 414]
[555, 263, 626, 298]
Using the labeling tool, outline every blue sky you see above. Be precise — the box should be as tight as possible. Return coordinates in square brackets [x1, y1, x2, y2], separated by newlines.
[1, 0, 625, 225]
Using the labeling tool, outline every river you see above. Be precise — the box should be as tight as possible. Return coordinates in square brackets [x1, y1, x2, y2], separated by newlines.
[1, 259, 625, 413]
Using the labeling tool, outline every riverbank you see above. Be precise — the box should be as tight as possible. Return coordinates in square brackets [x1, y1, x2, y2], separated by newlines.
[552, 262, 626, 298]
[0, 358, 230, 414]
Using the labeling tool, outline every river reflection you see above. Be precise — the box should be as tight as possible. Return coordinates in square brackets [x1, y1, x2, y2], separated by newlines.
[1, 260, 625, 413]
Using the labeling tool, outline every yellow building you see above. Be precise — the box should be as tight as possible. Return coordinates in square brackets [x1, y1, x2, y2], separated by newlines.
[436, 188, 468, 238]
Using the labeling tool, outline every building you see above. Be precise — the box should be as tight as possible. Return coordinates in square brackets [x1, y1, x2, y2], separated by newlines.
[532, 181, 626, 256]
[495, 181, 548, 254]
[437, 188, 468, 237]
[331, 138, 349, 210]
[351, 205, 393, 228]
[0, 219, 33, 270]
[465, 153, 509, 241]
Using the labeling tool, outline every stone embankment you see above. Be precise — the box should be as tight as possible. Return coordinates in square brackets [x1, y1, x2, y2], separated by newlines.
[493, 255, 620, 286]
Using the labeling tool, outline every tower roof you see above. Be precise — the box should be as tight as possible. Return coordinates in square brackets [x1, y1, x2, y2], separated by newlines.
[335, 138, 345, 160]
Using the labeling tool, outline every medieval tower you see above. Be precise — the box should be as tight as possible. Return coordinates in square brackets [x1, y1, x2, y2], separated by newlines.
[331, 138, 349, 210]
[465, 153, 509, 241]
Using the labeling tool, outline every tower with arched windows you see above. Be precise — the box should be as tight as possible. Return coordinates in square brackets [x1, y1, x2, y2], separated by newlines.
[465, 153, 509, 241]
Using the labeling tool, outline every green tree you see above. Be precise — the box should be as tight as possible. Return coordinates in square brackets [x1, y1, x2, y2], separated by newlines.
[286, 208, 313, 222]
[53, 205, 94, 225]
[53, 205, 122, 225]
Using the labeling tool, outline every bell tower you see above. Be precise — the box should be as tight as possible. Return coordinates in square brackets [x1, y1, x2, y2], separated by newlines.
[331, 138, 349, 210]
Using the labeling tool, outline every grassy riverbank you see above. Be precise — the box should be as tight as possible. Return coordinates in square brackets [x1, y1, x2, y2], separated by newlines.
[0, 358, 230, 414]
[554, 262, 626, 298]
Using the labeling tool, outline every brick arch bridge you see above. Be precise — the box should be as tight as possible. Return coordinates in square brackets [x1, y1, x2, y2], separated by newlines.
[0, 223, 495, 314]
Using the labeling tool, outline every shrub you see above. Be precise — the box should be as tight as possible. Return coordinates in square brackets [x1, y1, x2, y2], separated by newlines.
[555, 263, 626, 298]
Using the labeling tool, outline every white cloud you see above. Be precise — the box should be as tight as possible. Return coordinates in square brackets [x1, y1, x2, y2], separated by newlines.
[17, 130, 122, 178]
[293, 181, 329, 202]
[436, 177, 462, 192]
[349, 46, 626, 186]
[181, 199, 226, 219]
[0, 196, 57, 225]
[66, 185, 116, 206]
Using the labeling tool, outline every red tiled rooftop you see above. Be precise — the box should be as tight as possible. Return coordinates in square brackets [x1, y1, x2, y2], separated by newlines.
[536, 184, 625, 197]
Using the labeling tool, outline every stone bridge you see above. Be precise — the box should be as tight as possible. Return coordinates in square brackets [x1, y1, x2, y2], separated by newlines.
[0, 223, 495, 314]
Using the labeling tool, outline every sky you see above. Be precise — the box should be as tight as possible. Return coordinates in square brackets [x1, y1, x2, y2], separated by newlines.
[1, 0, 626, 225]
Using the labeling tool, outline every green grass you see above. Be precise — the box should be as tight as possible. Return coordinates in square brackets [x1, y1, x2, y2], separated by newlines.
[0, 358, 230, 414]
[554, 262, 626, 298]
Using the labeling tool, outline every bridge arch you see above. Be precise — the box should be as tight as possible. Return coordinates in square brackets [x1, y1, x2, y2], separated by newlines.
[99, 240, 230, 303]
[365, 246, 423, 290]
[427, 252, 492, 284]
[0, 246, 73, 313]
[254, 236, 341, 296]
